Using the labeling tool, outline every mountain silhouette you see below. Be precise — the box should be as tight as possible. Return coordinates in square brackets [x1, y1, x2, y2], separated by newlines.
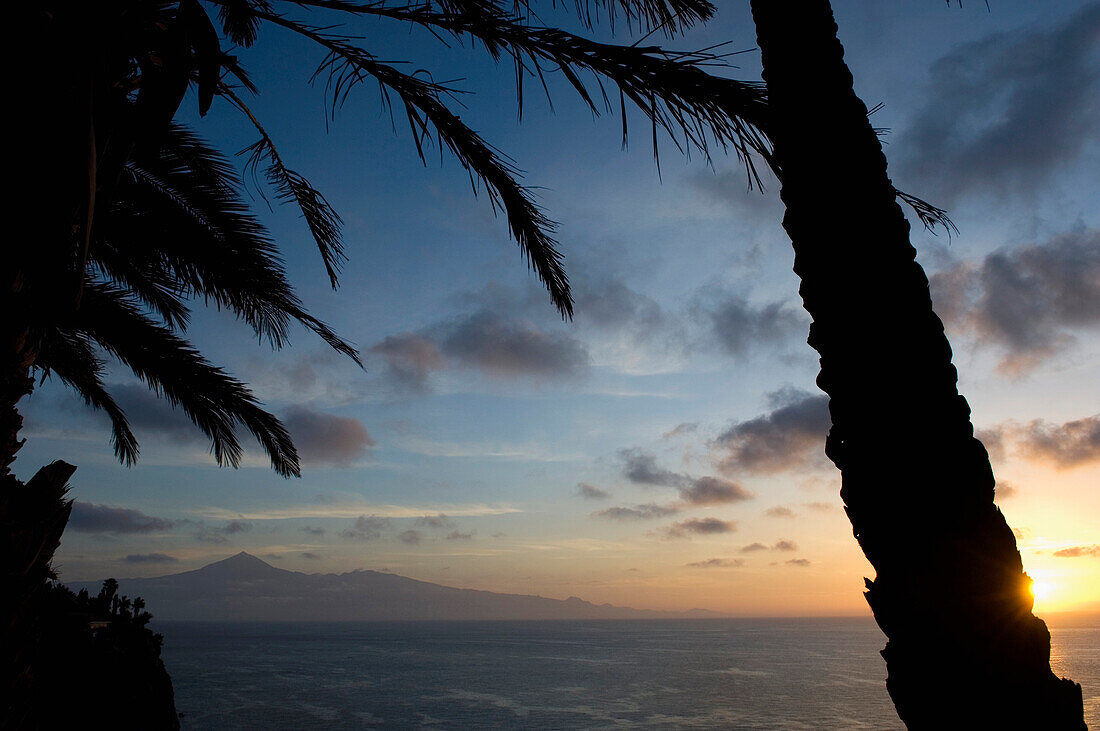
[64, 553, 724, 622]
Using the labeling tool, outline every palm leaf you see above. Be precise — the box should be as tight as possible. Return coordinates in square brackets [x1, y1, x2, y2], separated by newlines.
[71, 282, 301, 478]
[35, 331, 139, 466]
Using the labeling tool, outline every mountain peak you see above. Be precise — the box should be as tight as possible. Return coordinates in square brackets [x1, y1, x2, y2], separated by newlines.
[196, 551, 285, 578]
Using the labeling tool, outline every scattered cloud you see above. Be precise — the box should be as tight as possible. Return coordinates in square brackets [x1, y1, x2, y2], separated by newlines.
[194, 520, 253, 544]
[575, 276, 665, 334]
[370, 334, 445, 392]
[110, 385, 204, 445]
[929, 229, 1100, 373]
[341, 515, 390, 541]
[68, 503, 174, 534]
[899, 5, 1100, 201]
[300, 526, 326, 536]
[124, 553, 178, 564]
[679, 476, 754, 505]
[438, 310, 589, 379]
[576, 483, 611, 500]
[416, 514, 456, 529]
[702, 295, 806, 358]
[619, 448, 685, 487]
[299, 552, 323, 560]
[686, 558, 744, 568]
[995, 482, 1018, 500]
[714, 389, 830, 474]
[786, 558, 811, 567]
[1051, 546, 1100, 558]
[663, 422, 699, 440]
[764, 506, 795, 518]
[663, 518, 737, 538]
[740, 541, 795, 553]
[444, 530, 475, 541]
[1015, 415, 1100, 468]
[804, 502, 833, 513]
[283, 406, 375, 467]
[399, 529, 423, 545]
[592, 503, 680, 521]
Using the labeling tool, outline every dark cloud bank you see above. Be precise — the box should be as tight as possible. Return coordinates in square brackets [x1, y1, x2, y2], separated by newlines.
[714, 389, 830, 474]
[930, 229, 1100, 373]
[68, 503, 174, 534]
[900, 5, 1100, 201]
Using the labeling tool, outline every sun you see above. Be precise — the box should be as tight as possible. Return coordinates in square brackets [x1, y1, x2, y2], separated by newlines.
[1029, 580, 1056, 605]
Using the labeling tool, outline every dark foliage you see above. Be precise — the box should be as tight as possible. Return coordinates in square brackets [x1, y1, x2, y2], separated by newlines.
[7, 580, 179, 729]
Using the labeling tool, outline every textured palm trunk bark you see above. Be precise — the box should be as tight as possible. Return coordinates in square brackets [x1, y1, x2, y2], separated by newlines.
[748, 1, 1084, 727]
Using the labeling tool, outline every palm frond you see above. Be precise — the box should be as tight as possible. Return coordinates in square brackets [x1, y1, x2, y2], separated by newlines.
[73, 282, 301, 478]
[35, 331, 140, 466]
[217, 87, 346, 289]
[95, 124, 359, 364]
[216, 0, 272, 47]
[288, 0, 714, 34]
[894, 189, 958, 238]
[274, 2, 770, 172]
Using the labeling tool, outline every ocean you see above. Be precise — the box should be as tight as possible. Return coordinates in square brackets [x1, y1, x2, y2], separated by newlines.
[160, 616, 1099, 729]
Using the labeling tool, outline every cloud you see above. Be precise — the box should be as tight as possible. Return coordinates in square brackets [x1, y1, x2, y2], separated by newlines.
[663, 518, 737, 538]
[112, 385, 203, 442]
[300, 526, 326, 536]
[283, 406, 375, 467]
[1051, 546, 1100, 558]
[194, 520, 253, 544]
[929, 229, 1100, 373]
[976, 427, 1007, 462]
[299, 552, 323, 560]
[619, 448, 685, 487]
[1014, 415, 1100, 468]
[341, 515, 390, 541]
[678, 477, 754, 505]
[740, 541, 795, 553]
[785, 558, 811, 567]
[995, 482, 1018, 500]
[124, 553, 178, 564]
[592, 503, 680, 521]
[399, 529, 423, 545]
[370, 334, 445, 392]
[415, 514, 456, 529]
[899, 5, 1100, 201]
[663, 422, 699, 440]
[703, 295, 806, 358]
[686, 558, 744, 568]
[714, 390, 830, 474]
[438, 310, 589, 379]
[576, 483, 611, 500]
[764, 506, 795, 518]
[444, 530, 475, 541]
[68, 503, 174, 534]
[804, 502, 833, 512]
[575, 276, 665, 333]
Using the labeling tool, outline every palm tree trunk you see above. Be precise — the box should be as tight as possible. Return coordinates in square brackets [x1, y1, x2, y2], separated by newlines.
[747, 1, 1084, 727]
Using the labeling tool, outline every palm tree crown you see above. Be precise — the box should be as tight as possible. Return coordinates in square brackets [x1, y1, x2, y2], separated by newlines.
[22, 0, 782, 477]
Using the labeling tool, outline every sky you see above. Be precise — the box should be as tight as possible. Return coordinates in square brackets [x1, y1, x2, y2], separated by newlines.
[22, 0, 1100, 616]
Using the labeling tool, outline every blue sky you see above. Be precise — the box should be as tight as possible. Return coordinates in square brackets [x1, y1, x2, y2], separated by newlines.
[22, 0, 1100, 615]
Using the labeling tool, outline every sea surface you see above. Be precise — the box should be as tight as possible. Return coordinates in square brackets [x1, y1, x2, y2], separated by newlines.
[159, 615, 1099, 729]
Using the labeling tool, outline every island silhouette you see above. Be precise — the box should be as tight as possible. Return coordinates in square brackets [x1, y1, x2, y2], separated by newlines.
[64, 552, 726, 623]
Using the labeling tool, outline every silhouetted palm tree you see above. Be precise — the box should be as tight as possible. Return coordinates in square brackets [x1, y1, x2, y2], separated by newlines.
[747, 1, 1084, 726]
[8, 0, 774, 720]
